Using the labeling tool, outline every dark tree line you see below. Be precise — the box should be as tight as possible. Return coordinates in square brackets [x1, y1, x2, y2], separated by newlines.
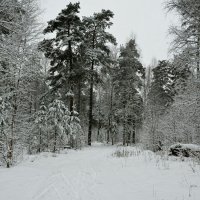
[39, 2, 144, 146]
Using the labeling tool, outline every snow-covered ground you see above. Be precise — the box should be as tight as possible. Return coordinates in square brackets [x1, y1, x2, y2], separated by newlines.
[0, 143, 200, 200]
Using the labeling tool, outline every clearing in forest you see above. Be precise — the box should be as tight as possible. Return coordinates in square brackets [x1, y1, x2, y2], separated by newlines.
[0, 143, 200, 200]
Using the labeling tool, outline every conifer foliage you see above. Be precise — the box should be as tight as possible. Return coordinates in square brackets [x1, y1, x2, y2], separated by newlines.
[114, 39, 144, 145]
[82, 10, 116, 145]
[39, 2, 82, 112]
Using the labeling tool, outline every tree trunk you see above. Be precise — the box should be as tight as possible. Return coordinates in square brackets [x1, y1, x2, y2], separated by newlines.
[196, 29, 200, 143]
[9, 96, 17, 167]
[88, 29, 96, 146]
[122, 103, 126, 146]
[197, 34, 200, 78]
[77, 80, 81, 114]
[53, 126, 57, 153]
[97, 118, 101, 142]
[38, 127, 42, 153]
[127, 131, 131, 146]
[88, 60, 94, 146]
[111, 134, 114, 145]
[132, 120, 136, 144]
[123, 117, 126, 146]
[110, 83, 114, 145]
[68, 25, 74, 114]
[107, 128, 110, 144]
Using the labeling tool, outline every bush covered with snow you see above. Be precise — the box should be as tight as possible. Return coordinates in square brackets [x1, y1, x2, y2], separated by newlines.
[112, 147, 142, 158]
[169, 143, 200, 157]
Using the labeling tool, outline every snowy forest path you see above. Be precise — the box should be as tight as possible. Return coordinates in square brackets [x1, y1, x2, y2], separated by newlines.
[0, 143, 200, 200]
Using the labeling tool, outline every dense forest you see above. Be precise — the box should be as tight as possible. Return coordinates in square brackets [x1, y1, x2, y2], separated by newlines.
[0, 0, 200, 169]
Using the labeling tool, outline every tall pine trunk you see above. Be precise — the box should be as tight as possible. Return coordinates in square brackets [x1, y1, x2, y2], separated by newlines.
[132, 121, 136, 144]
[97, 118, 101, 142]
[68, 25, 74, 114]
[196, 31, 200, 143]
[88, 29, 96, 146]
[53, 126, 57, 153]
[8, 87, 18, 168]
[110, 83, 114, 145]
[123, 120, 126, 146]
[77, 80, 81, 114]
[9, 104, 16, 168]
[88, 59, 94, 145]
[38, 127, 42, 153]
[122, 102, 126, 146]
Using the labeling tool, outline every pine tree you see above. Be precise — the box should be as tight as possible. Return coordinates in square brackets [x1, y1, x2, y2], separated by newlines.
[114, 39, 144, 145]
[63, 110, 84, 149]
[39, 2, 82, 113]
[143, 59, 191, 150]
[148, 60, 191, 111]
[148, 61, 173, 110]
[47, 97, 69, 152]
[82, 9, 116, 145]
[33, 102, 47, 153]
[47, 95, 84, 151]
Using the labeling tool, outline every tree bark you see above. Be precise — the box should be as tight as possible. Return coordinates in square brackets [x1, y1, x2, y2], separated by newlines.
[88, 28, 96, 146]
[196, 30, 200, 143]
[77, 80, 81, 114]
[38, 127, 42, 153]
[132, 120, 136, 144]
[88, 59, 94, 146]
[68, 24, 74, 114]
[53, 126, 57, 153]
[122, 102, 126, 146]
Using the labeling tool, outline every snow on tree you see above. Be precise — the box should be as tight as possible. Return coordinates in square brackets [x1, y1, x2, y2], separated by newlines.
[0, 97, 12, 167]
[63, 110, 85, 149]
[47, 96, 84, 152]
[30, 102, 48, 153]
[47, 98, 69, 152]
[82, 9, 116, 145]
[157, 77, 200, 145]
[39, 2, 82, 113]
[0, 0, 45, 167]
[113, 39, 144, 146]
[165, 0, 200, 73]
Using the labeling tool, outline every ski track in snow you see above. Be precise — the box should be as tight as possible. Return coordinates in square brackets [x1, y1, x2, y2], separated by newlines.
[0, 143, 200, 200]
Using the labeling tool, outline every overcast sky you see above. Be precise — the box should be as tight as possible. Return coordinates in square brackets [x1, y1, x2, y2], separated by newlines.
[39, 0, 178, 66]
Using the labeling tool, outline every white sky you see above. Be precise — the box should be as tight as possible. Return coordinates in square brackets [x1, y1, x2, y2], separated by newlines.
[39, 0, 178, 66]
